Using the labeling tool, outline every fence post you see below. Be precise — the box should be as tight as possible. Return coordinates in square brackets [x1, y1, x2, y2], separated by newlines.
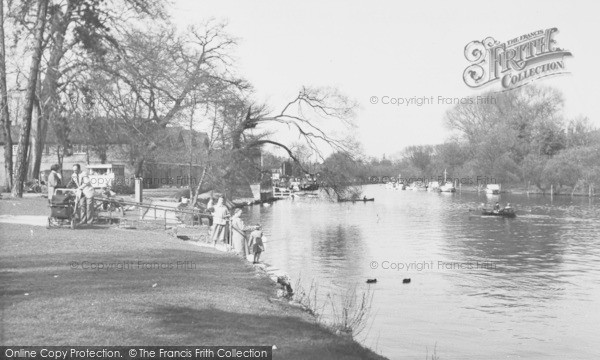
[134, 178, 143, 204]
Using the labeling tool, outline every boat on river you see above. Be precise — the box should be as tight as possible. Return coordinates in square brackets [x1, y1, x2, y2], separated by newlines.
[439, 181, 456, 192]
[481, 209, 516, 218]
[338, 198, 375, 203]
[427, 181, 440, 192]
[408, 182, 427, 191]
[486, 184, 501, 195]
[438, 170, 456, 192]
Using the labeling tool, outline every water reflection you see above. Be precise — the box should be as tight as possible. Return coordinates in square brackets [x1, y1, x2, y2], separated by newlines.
[244, 186, 600, 359]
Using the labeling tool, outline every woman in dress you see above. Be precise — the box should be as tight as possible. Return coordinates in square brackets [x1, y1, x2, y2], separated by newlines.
[210, 197, 230, 246]
[47, 164, 62, 202]
[230, 208, 250, 256]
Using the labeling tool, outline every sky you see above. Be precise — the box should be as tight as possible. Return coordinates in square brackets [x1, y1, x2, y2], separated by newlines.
[170, 0, 600, 158]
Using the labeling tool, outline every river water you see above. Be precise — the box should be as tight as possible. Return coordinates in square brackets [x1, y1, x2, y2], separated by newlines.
[243, 185, 600, 359]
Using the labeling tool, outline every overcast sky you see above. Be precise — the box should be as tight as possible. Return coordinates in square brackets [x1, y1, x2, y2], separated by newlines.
[170, 0, 599, 158]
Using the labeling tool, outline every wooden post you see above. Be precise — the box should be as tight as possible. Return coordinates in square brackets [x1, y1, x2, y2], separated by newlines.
[134, 178, 143, 204]
[550, 184, 554, 202]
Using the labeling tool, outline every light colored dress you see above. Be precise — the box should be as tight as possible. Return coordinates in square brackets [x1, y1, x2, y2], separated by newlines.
[47, 171, 61, 200]
[211, 205, 230, 243]
[231, 217, 248, 256]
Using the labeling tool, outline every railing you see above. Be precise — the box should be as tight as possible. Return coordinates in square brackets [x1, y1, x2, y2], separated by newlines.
[273, 187, 292, 198]
[93, 197, 213, 229]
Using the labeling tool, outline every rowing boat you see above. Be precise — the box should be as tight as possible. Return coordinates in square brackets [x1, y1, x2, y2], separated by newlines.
[481, 209, 516, 218]
[338, 198, 375, 203]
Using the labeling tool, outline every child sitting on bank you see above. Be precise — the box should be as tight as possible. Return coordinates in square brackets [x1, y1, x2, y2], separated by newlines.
[249, 225, 266, 264]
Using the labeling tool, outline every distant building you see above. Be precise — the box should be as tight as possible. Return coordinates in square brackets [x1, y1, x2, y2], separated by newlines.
[0, 125, 209, 189]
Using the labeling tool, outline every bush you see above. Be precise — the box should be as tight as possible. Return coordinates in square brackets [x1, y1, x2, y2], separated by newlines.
[113, 184, 134, 195]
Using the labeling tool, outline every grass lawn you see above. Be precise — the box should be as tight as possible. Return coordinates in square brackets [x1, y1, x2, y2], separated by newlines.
[0, 197, 387, 360]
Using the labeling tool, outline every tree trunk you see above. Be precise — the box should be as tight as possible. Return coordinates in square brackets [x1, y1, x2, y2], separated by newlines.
[56, 145, 64, 172]
[37, 3, 72, 179]
[191, 164, 207, 207]
[11, 0, 48, 197]
[189, 107, 194, 195]
[134, 158, 144, 178]
[0, 0, 12, 190]
[30, 96, 46, 179]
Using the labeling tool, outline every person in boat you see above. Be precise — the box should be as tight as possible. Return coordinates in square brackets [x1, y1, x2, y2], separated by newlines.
[503, 203, 513, 213]
[493, 202, 500, 212]
[363, 196, 367, 201]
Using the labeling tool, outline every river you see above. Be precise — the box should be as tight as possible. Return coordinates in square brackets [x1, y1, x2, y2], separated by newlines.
[243, 184, 600, 359]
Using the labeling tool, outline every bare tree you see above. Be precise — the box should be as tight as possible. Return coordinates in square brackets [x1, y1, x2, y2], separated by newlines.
[29, 0, 164, 178]
[11, 0, 48, 197]
[186, 86, 358, 201]
[0, 0, 12, 189]
[79, 21, 236, 192]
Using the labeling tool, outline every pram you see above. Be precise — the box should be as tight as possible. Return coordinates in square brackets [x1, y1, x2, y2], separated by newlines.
[47, 188, 77, 229]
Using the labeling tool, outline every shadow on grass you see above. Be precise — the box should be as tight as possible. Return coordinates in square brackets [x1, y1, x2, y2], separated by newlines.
[151, 305, 385, 360]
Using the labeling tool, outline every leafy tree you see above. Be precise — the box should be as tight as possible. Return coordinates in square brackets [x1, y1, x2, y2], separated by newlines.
[403, 145, 434, 173]
[543, 151, 581, 194]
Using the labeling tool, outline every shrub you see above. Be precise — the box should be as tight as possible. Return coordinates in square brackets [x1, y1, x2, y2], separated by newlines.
[113, 184, 134, 195]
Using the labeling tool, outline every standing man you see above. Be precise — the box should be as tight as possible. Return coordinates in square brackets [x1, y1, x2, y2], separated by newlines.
[77, 174, 95, 225]
[67, 164, 83, 222]
[67, 164, 82, 188]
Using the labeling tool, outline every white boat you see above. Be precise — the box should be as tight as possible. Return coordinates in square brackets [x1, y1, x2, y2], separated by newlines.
[408, 182, 427, 191]
[485, 184, 501, 195]
[427, 181, 440, 192]
[439, 181, 456, 192]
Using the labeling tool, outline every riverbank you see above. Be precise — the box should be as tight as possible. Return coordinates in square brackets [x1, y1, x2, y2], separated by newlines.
[435, 185, 598, 197]
[0, 197, 387, 359]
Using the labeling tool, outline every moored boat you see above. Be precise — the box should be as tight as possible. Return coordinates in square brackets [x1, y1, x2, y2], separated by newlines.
[439, 181, 456, 192]
[438, 170, 456, 192]
[485, 184, 501, 195]
[408, 182, 427, 191]
[338, 198, 375, 202]
[427, 181, 440, 192]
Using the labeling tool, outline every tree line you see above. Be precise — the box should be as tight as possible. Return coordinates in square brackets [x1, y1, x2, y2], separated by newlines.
[0, 0, 357, 198]
[271, 85, 599, 196]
